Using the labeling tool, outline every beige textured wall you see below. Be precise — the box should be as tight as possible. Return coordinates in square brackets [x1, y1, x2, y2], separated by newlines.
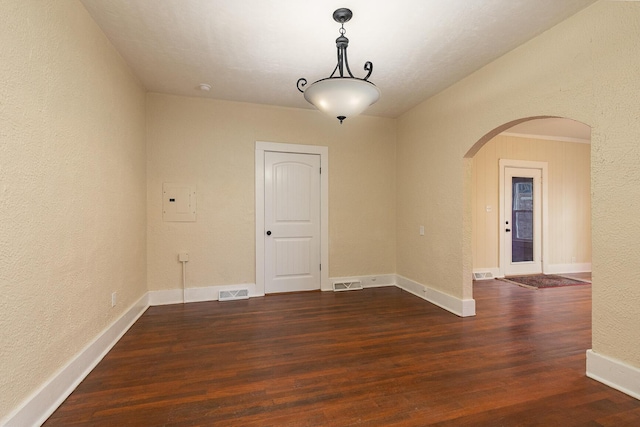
[0, 0, 146, 419]
[397, 1, 640, 367]
[147, 93, 396, 291]
[472, 135, 591, 270]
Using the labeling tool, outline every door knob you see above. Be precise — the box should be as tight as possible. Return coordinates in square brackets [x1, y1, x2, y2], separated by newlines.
[266, 230, 272, 236]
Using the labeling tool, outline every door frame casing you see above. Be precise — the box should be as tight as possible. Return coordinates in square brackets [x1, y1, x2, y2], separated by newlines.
[498, 159, 549, 277]
[255, 141, 329, 295]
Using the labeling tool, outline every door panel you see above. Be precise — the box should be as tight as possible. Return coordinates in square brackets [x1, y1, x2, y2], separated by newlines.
[504, 167, 542, 276]
[511, 177, 534, 263]
[275, 238, 311, 276]
[265, 152, 320, 293]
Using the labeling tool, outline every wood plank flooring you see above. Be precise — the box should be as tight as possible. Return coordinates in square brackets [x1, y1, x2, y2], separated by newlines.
[44, 280, 640, 426]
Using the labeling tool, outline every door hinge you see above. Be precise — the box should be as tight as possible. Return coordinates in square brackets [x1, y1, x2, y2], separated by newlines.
[320, 264, 322, 271]
[320, 167, 322, 174]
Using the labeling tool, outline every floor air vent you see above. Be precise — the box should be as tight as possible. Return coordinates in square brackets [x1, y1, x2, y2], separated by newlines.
[333, 281, 363, 292]
[473, 272, 494, 280]
[219, 289, 249, 301]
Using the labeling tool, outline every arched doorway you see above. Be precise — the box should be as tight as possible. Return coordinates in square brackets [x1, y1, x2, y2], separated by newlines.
[465, 116, 592, 288]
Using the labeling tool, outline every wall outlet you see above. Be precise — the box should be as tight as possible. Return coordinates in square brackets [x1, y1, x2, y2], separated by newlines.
[419, 225, 425, 236]
[111, 292, 117, 307]
[178, 252, 189, 262]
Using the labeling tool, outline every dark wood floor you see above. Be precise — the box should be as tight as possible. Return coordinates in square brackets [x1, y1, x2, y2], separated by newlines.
[45, 280, 640, 426]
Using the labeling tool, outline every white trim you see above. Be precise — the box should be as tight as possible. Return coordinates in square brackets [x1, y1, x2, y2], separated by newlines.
[546, 263, 591, 275]
[330, 274, 396, 289]
[473, 264, 591, 278]
[501, 131, 590, 145]
[2, 294, 149, 427]
[255, 141, 330, 293]
[586, 350, 640, 401]
[499, 159, 549, 277]
[148, 284, 261, 305]
[148, 288, 184, 306]
[395, 275, 476, 317]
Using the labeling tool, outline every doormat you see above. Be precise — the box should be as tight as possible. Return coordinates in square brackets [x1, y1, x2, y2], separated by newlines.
[498, 274, 590, 289]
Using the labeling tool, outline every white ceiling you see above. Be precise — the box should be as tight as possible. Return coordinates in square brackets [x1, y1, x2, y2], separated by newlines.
[81, 0, 595, 121]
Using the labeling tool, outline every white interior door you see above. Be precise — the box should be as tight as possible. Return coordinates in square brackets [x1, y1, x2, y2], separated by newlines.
[503, 167, 542, 276]
[264, 151, 321, 293]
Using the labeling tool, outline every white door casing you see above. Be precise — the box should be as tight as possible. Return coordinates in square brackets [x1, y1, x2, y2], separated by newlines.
[255, 142, 329, 295]
[499, 159, 549, 277]
[264, 151, 320, 293]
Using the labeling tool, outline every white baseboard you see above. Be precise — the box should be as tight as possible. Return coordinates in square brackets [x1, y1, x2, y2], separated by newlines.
[322, 274, 478, 318]
[586, 349, 640, 400]
[2, 294, 149, 427]
[148, 283, 260, 305]
[473, 264, 591, 278]
[546, 263, 591, 275]
[395, 275, 476, 317]
[329, 274, 396, 289]
[148, 288, 184, 305]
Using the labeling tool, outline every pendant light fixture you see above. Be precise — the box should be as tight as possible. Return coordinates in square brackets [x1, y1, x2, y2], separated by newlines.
[297, 8, 380, 124]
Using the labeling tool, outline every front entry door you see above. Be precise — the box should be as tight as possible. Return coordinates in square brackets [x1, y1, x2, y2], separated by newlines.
[504, 167, 542, 276]
[264, 151, 321, 293]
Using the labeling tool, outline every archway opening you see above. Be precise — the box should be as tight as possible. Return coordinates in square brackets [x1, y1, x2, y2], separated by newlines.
[465, 116, 592, 292]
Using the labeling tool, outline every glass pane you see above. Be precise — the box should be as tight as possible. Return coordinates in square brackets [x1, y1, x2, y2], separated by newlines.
[512, 177, 533, 262]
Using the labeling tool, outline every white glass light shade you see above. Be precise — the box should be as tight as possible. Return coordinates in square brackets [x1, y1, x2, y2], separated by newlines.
[303, 78, 380, 121]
